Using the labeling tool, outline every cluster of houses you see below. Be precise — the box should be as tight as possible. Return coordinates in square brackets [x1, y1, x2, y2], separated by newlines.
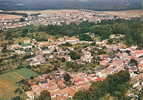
[0, 10, 116, 31]
[26, 69, 104, 100]
[0, 14, 29, 31]
[7, 36, 93, 66]
[28, 10, 116, 26]
[96, 41, 143, 93]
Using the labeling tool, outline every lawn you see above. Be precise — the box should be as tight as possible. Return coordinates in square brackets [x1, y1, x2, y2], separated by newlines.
[0, 68, 38, 99]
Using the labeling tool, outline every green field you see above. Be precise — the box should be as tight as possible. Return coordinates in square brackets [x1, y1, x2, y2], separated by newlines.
[0, 68, 38, 99]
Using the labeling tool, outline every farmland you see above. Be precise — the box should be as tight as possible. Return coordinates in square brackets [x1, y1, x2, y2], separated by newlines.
[0, 14, 22, 20]
[1, 9, 143, 19]
[0, 9, 82, 15]
[97, 10, 143, 19]
[0, 68, 38, 99]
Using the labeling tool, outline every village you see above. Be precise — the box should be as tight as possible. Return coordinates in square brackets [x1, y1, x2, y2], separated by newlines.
[3, 33, 143, 100]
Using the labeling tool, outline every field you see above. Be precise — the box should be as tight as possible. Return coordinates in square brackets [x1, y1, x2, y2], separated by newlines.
[0, 14, 22, 20]
[97, 10, 143, 19]
[0, 68, 38, 99]
[0, 9, 80, 15]
[0, 9, 143, 20]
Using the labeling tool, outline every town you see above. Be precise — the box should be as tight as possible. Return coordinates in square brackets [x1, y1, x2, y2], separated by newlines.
[0, 10, 117, 31]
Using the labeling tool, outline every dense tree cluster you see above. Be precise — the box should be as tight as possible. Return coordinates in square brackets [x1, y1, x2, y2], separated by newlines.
[68, 51, 81, 60]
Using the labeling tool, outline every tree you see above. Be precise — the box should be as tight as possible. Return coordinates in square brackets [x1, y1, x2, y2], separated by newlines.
[12, 96, 22, 100]
[36, 90, 51, 100]
[73, 90, 91, 100]
[15, 88, 23, 95]
[63, 73, 71, 81]
[63, 72, 72, 85]
[60, 42, 72, 47]
[129, 59, 138, 66]
[37, 64, 54, 73]
[79, 34, 92, 41]
[89, 25, 113, 39]
[64, 61, 83, 71]
[69, 51, 81, 60]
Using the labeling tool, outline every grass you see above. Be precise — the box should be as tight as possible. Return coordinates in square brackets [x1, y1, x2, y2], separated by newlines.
[0, 68, 38, 99]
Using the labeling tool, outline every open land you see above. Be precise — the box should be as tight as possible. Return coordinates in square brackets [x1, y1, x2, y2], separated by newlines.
[0, 68, 38, 99]
[97, 10, 143, 19]
[0, 10, 82, 15]
[0, 14, 22, 20]
[1, 9, 143, 19]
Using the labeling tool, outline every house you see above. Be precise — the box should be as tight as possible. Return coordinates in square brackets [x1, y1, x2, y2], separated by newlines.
[81, 50, 93, 63]
[39, 81, 58, 90]
[100, 59, 110, 66]
[65, 37, 79, 44]
[38, 42, 51, 47]
[9, 44, 22, 50]
[0, 47, 3, 52]
[138, 64, 143, 72]
[57, 79, 66, 89]
[132, 50, 143, 58]
[15, 50, 25, 54]
[23, 39, 31, 44]
[73, 74, 89, 85]
[21, 43, 32, 50]
[28, 55, 46, 66]
[26, 91, 35, 100]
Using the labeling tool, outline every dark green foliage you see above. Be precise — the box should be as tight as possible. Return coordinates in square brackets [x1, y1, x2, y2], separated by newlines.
[89, 24, 113, 39]
[64, 61, 95, 72]
[73, 90, 91, 100]
[64, 61, 82, 71]
[38, 23, 80, 36]
[69, 51, 81, 60]
[79, 34, 92, 41]
[63, 72, 73, 86]
[129, 59, 138, 66]
[12, 96, 22, 100]
[15, 88, 23, 95]
[35, 90, 51, 100]
[63, 72, 71, 82]
[60, 42, 72, 47]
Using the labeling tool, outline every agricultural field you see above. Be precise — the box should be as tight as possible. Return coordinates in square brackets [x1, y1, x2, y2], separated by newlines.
[0, 68, 38, 99]
[0, 9, 80, 15]
[97, 10, 143, 19]
[1, 9, 143, 20]
[0, 14, 22, 20]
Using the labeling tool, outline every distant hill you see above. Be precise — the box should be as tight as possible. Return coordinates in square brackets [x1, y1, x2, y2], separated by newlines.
[0, 0, 141, 10]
